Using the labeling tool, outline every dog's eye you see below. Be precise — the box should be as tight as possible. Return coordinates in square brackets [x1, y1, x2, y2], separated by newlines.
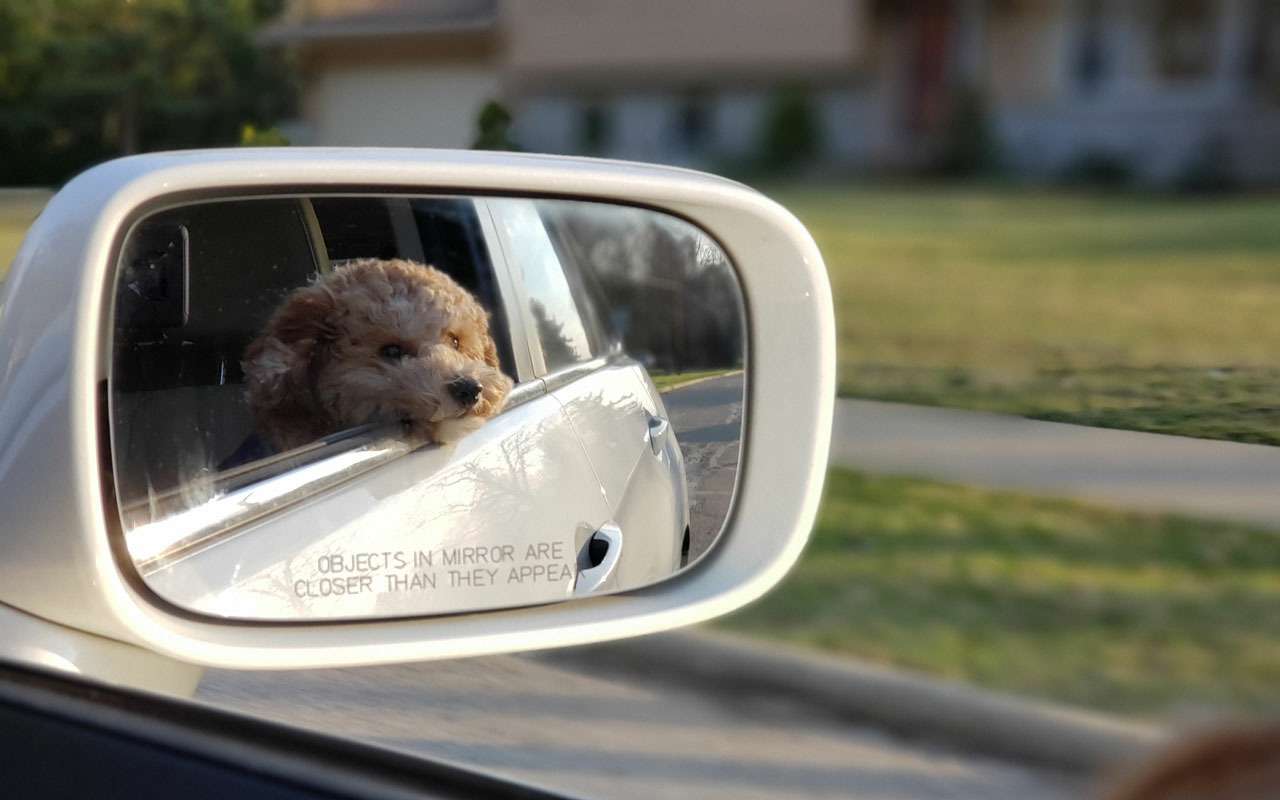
[379, 344, 405, 361]
[448, 333, 461, 350]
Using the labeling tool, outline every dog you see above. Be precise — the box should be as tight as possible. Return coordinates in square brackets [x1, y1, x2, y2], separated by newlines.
[244, 258, 513, 452]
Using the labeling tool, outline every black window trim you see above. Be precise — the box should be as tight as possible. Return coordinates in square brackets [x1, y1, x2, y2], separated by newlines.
[0, 658, 570, 800]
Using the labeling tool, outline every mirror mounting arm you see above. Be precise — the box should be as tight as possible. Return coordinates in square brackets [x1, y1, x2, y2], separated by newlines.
[0, 603, 203, 697]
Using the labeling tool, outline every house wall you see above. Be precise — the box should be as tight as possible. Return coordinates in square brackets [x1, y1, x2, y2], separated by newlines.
[272, 0, 1280, 185]
[303, 62, 498, 147]
[512, 84, 885, 170]
[501, 0, 866, 82]
[983, 0, 1280, 184]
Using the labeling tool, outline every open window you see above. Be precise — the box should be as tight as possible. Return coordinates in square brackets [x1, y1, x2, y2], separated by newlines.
[110, 195, 517, 540]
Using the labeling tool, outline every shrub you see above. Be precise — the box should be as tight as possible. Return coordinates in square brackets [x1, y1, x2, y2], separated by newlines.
[1060, 150, 1135, 188]
[239, 124, 289, 147]
[935, 86, 1001, 177]
[1175, 134, 1239, 195]
[472, 100, 520, 151]
[757, 85, 821, 172]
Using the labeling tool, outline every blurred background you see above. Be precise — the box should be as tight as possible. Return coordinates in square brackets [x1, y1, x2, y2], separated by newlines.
[3, 1, 1280, 797]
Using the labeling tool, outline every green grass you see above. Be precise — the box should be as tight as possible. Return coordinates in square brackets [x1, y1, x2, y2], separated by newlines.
[650, 368, 739, 392]
[0, 190, 51, 281]
[770, 184, 1280, 444]
[721, 468, 1280, 717]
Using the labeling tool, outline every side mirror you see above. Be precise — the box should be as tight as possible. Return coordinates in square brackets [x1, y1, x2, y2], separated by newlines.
[0, 149, 833, 680]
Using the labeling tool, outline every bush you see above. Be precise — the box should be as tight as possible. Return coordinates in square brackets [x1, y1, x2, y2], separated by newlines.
[472, 100, 520, 151]
[239, 125, 289, 147]
[1176, 134, 1239, 195]
[1060, 151, 1135, 188]
[935, 86, 1000, 177]
[757, 85, 821, 172]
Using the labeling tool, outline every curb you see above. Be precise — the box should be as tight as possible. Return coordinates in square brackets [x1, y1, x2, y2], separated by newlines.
[656, 369, 743, 394]
[538, 628, 1168, 773]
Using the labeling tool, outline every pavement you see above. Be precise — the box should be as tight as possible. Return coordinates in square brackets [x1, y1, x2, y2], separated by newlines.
[199, 651, 1082, 800]
[660, 372, 743, 560]
[832, 398, 1280, 528]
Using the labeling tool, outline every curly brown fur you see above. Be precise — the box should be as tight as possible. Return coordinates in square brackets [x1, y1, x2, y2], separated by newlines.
[244, 258, 513, 452]
[1104, 723, 1280, 800]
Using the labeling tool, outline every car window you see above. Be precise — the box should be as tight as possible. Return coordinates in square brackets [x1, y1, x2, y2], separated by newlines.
[534, 202, 616, 354]
[111, 198, 319, 505]
[488, 198, 596, 372]
[111, 195, 513, 508]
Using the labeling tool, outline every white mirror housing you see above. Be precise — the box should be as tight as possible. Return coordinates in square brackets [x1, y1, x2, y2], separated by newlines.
[0, 149, 833, 671]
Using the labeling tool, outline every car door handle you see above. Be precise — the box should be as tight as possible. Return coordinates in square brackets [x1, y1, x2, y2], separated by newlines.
[647, 415, 670, 455]
[574, 522, 622, 596]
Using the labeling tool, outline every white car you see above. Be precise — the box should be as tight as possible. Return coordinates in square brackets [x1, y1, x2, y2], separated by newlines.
[110, 193, 692, 620]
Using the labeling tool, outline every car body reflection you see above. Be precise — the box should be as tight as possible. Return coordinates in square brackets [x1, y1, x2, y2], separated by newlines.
[143, 389, 613, 620]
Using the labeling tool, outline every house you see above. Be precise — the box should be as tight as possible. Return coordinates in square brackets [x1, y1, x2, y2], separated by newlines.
[263, 0, 1280, 185]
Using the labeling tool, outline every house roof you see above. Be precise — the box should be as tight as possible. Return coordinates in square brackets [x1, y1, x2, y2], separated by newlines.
[259, 0, 496, 45]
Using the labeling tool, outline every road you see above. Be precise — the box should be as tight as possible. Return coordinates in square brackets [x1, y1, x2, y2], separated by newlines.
[199, 649, 1079, 800]
[660, 372, 744, 560]
[832, 398, 1280, 528]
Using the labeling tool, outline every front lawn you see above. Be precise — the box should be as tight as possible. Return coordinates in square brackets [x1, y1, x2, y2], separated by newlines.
[650, 368, 739, 392]
[721, 468, 1280, 718]
[772, 185, 1280, 444]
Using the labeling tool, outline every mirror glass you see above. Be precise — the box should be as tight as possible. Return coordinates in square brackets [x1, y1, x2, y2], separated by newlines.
[108, 194, 745, 621]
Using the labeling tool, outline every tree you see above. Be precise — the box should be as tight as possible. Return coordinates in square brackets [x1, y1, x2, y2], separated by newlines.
[0, 0, 294, 185]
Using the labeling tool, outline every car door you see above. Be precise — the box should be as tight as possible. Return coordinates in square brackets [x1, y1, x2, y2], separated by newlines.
[484, 198, 686, 592]
[123, 196, 616, 619]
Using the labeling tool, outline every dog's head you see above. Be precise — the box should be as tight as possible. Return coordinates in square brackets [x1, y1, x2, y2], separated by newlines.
[245, 258, 514, 451]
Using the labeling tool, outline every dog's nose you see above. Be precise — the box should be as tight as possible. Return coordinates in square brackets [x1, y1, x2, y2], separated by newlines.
[447, 377, 482, 407]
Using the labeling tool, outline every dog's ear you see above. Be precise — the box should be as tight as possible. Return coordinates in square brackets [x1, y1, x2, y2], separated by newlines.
[481, 311, 502, 370]
[243, 284, 339, 451]
[269, 284, 340, 346]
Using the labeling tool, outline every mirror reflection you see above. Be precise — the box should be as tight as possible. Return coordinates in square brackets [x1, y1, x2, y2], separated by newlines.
[109, 195, 745, 620]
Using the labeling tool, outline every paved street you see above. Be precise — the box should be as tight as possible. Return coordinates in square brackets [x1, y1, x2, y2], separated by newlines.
[199, 650, 1080, 800]
[832, 398, 1280, 528]
[660, 372, 744, 561]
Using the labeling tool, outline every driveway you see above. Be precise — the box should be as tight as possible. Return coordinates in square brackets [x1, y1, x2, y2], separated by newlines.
[832, 398, 1280, 528]
[660, 372, 743, 560]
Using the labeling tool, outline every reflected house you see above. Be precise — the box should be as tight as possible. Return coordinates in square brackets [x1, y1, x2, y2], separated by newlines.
[265, 1, 1280, 186]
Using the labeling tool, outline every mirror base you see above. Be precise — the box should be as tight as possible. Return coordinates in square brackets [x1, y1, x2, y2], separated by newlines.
[0, 603, 202, 698]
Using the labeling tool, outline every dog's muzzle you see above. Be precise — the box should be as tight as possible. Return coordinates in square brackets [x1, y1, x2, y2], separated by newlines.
[446, 377, 482, 408]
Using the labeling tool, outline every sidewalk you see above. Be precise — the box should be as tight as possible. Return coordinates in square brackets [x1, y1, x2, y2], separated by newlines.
[831, 398, 1280, 529]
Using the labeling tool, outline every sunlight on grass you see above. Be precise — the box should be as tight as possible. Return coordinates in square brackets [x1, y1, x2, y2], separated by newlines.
[0, 190, 51, 281]
[721, 468, 1280, 717]
[769, 185, 1280, 443]
[650, 368, 738, 392]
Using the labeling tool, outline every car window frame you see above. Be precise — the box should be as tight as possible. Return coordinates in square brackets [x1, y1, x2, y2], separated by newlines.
[480, 197, 606, 381]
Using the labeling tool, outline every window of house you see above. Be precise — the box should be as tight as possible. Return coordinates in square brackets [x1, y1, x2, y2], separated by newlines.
[1154, 0, 1218, 79]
